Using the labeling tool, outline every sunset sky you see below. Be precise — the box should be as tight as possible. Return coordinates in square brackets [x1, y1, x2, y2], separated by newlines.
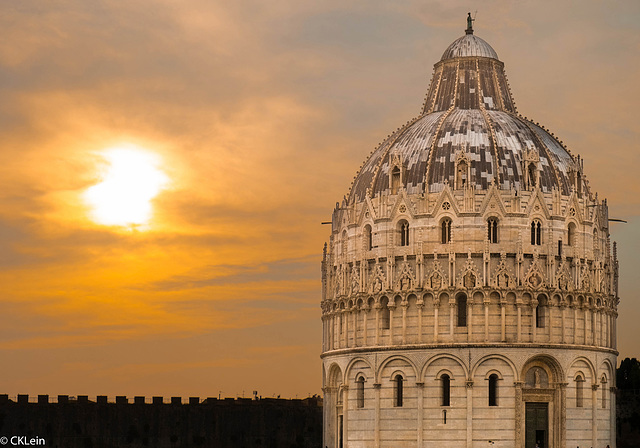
[1, 0, 639, 399]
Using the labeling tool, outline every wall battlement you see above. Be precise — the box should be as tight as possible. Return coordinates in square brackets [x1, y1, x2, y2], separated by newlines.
[0, 394, 322, 448]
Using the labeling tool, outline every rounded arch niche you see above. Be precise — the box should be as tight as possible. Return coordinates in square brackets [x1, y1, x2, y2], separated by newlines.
[516, 355, 566, 448]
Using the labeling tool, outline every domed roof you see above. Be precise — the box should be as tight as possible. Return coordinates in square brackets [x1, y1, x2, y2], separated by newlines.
[440, 34, 499, 61]
[346, 26, 582, 204]
[348, 109, 575, 201]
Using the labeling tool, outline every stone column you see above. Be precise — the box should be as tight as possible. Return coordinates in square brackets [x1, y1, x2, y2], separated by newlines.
[484, 299, 489, 342]
[362, 306, 368, 346]
[514, 382, 523, 447]
[558, 382, 567, 448]
[343, 310, 349, 348]
[560, 302, 566, 343]
[610, 386, 617, 448]
[532, 300, 538, 343]
[374, 383, 381, 448]
[388, 304, 396, 345]
[375, 303, 381, 346]
[336, 311, 342, 349]
[468, 300, 473, 342]
[416, 382, 424, 447]
[321, 315, 326, 352]
[401, 299, 408, 345]
[500, 300, 506, 342]
[516, 302, 522, 342]
[614, 311, 618, 349]
[331, 313, 336, 350]
[592, 307, 597, 346]
[351, 307, 357, 347]
[342, 385, 349, 448]
[584, 306, 589, 345]
[573, 304, 578, 344]
[434, 299, 440, 343]
[417, 301, 424, 343]
[466, 380, 474, 448]
[449, 300, 455, 341]
[592, 383, 599, 448]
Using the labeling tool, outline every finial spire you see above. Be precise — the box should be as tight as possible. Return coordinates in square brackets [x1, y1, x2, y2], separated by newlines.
[466, 12, 474, 35]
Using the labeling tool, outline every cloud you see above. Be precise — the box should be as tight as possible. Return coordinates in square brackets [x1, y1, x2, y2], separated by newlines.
[0, 0, 638, 397]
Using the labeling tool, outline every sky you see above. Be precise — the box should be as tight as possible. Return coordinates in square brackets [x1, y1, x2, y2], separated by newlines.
[0, 0, 639, 400]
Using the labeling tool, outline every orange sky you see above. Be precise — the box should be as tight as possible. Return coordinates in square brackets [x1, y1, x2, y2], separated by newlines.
[0, 0, 639, 399]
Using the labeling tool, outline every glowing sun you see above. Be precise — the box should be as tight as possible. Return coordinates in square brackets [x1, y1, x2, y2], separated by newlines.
[85, 146, 169, 227]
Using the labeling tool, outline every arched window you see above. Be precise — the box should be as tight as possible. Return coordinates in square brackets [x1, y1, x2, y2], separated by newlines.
[601, 376, 607, 409]
[558, 239, 563, 257]
[380, 297, 390, 330]
[488, 374, 498, 406]
[398, 220, 409, 247]
[456, 294, 467, 327]
[356, 376, 365, 408]
[528, 163, 537, 188]
[342, 230, 348, 254]
[487, 218, 498, 243]
[536, 296, 546, 328]
[535, 305, 545, 328]
[391, 166, 401, 194]
[441, 219, 452, 244]
[530, 220, 542, 245]
[394, 375, 403, 407]
[364, 225, 373, 251]
[456, 160, 468, 189]
[567, 222, 576, 247]
[575, 374, 584, 407]
[441, 374, 450, 406]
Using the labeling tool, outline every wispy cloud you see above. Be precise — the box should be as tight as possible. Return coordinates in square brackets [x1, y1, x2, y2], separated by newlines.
[0, 0, 637, 397]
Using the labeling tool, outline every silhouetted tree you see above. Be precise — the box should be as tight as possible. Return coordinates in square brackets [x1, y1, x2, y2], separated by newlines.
[617, 358, 640, 390]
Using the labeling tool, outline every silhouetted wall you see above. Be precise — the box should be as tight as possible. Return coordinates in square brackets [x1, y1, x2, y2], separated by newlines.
[0, 395, 322, 448]
[617, 389, 640, 447]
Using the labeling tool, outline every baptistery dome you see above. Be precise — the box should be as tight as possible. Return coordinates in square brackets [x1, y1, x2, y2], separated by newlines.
[348, 26, 575, 202]
[321, 19, 618, 448]
[440, 33, 499, 60]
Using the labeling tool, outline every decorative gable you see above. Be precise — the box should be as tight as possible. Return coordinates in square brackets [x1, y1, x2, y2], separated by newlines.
[555, 259, 573, 291]
[492, 252, 515, 289]
[523, 251, 546, 289]
[457, 251, 482, 289]
[395, 260, 415, 291]
[425, 252, 448, 290]
[369, 261, 386, 294]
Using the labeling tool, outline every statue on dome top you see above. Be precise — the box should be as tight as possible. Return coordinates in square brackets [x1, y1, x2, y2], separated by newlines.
[466, 12, 475, 34]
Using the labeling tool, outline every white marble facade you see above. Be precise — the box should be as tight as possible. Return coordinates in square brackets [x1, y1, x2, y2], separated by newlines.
[321, 23, 618, 448]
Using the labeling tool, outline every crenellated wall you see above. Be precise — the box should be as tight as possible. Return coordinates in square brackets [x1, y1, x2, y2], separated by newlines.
[0, 395, 322, 448]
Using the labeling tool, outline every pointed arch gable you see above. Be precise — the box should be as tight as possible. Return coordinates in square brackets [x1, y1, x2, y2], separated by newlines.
[524, 189, 552, 219]
[564, 191, 585, 224]
[355, 195, 378, 226]
[478, 183, 509, 217]
[389, 190, 416, 220]
[432, 185, 461, 217]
